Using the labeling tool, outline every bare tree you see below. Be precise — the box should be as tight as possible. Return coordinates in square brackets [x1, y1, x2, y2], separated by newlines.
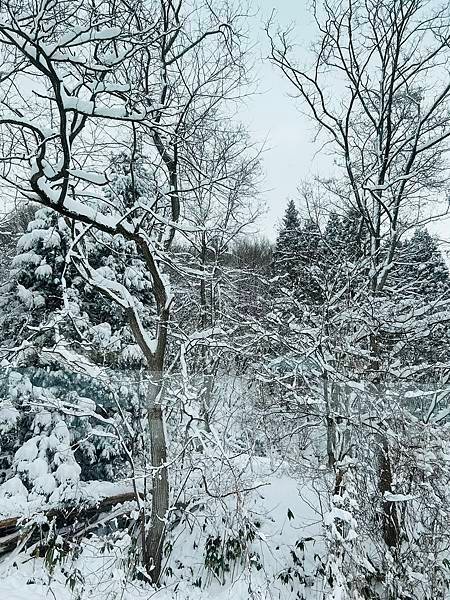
[268, 1, 450, 593]
[0, 0, 248, 582]
[268, 0, 450, 294]
[169, 118, 263, 432]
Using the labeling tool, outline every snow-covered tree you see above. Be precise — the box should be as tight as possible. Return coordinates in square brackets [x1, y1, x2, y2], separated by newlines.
[395, 228, 450, 300]
[0, 197, 147, 501]
[269, 2, 450, 592]
[296, 218, 325, 305]
[0, 0, 251, 582]
[272, 200, 302, 284]
[388, 228, 450, 379]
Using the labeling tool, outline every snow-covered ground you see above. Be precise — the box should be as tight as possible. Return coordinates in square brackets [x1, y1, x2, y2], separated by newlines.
[0, 468, 328, 600]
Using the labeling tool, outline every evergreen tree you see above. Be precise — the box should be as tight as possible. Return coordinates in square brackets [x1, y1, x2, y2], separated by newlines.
[320, 208, 368, 299]
[323, 207, 365, 262]
[323, 212, 343, 258]
[273, 202, 327, 304]
[0, 153, 162, 507]
[338, 206, 365, 262]
[391, 227, 450, 372]
[272, 200, 302, 284]
[395, 227, 450, 299]
[297, 218, 325, 305]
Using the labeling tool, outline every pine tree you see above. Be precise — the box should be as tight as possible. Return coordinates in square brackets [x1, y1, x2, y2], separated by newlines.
[391, 227, 450, 372]
[272, 200, 302, 285]
[320, 208, 368, 300]
[0, 206, 87, 501]
[323, 207, 365, 263]
[323, 212, 343, 259]
[338, 206, 365, 262]
[395, 227, 450, 299]
[0, 153, 162, 507]
[297, 218, 325, 305]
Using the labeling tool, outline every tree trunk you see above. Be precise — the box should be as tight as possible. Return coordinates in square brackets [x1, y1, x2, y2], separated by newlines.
[377, 436, 400, 549]
[369, 333, 400, 550]
[323, 371, 336, 469]
[144, 379, 169, 584]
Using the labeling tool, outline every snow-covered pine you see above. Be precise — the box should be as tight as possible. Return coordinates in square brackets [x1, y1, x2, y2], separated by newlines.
[272, 200, 303, 286]
[0, 198, 148, 514]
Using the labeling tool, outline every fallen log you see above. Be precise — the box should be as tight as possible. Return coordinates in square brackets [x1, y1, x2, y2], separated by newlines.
[0, 491, 141, 556]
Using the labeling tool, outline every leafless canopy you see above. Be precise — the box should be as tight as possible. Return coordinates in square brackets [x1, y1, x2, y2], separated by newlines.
[268, 0, 450, 291]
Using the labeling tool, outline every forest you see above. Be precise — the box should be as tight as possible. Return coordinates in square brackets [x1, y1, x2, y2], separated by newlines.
[0, 0, 449, 599]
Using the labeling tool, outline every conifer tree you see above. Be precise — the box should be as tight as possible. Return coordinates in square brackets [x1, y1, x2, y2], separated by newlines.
[272, 200, 302, 285]
[323, 212, 343, 258]
[0, 153, 161, 505]
[391, 227, 450, 371]
[396, 228, 450, 300]
[323, 207, 365, 263]
[297, 218, 325, 305]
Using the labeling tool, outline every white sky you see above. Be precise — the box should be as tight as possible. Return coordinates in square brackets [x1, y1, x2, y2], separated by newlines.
[239, 0, 450, 245]
[237, 0, 329, 238]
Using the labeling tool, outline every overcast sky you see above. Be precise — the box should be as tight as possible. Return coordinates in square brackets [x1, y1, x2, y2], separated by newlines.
[238, 1, 324, 239]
